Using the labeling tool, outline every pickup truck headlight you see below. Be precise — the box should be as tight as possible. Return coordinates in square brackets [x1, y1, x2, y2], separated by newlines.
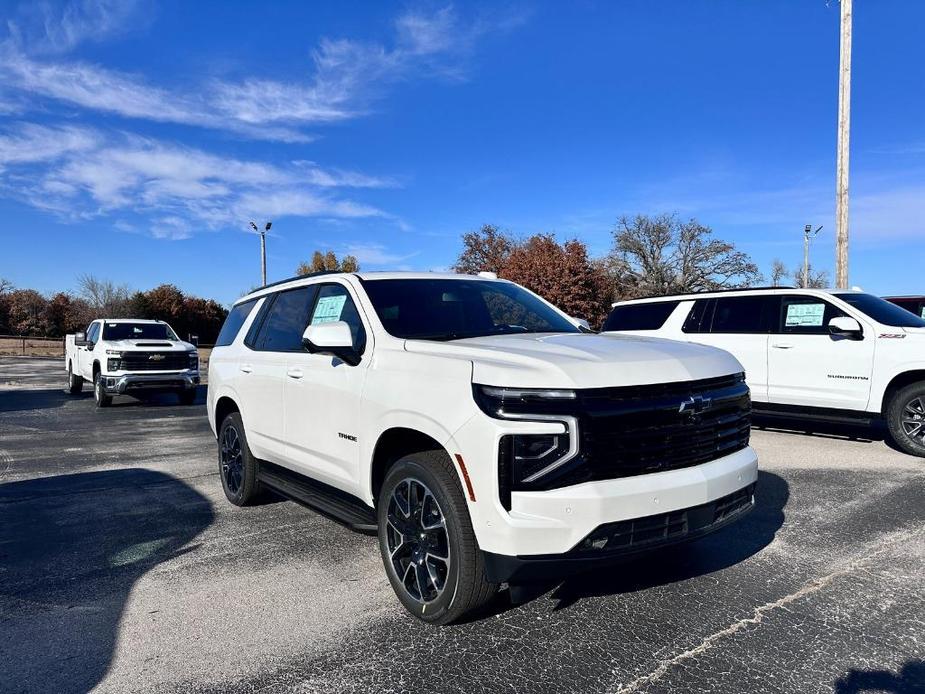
[106, 352, 122, 371]
[188, 352, 199, 370]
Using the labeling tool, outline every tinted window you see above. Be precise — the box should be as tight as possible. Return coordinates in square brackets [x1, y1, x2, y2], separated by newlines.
[255, 287, 316, 352]
[835, 293, 925, 328]
[777, 295, 847, 335]
[682, 299, 713, 334]
[710, 296, 776, 334]
[215, 299, 257, 347]
[243, 297, 275, 348]
[361, 279, 579, 341]
[603, 301, 680, 331]
[103, 322, 178, 341]
[309, 284, 367, 352]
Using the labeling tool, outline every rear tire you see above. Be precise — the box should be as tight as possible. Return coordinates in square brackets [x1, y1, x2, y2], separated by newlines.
[887, 383, 925, 457]
[218, 412, 261, 505]
[377, 450, 498, 625]
[178, 389, 197, 405]
[67, 363, 83, 394]
[93, 371, 111, 408]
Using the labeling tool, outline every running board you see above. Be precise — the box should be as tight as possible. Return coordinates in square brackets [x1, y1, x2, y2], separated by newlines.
[752, 404, 876, 428]
[257, 460, 377, 533]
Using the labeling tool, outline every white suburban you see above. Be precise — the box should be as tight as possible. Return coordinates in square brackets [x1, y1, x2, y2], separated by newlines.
[207, 272, 758, 624]
[65, 318, 200, 407]
[604, 288, 925, 457]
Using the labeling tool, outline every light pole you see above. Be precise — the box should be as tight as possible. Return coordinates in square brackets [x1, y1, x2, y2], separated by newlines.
[835, 0, 852, 288]
[803, 224, 823, 288]
[249, 221, 272, 286]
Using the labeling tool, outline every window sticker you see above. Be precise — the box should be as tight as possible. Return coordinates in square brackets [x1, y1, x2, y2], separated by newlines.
[312, 294, 347, 324]
[785, 303, 825, 327]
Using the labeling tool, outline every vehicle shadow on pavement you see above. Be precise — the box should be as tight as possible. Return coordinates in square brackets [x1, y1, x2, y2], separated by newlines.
[0, 384, 207, 413]
[524, 470, 788, 613]
[0, 468, 215, 694]
[834, 659, 925, 693]
[752, 414, 908, 455]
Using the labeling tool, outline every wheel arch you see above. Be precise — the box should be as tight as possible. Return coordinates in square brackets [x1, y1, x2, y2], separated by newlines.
[370, 427, 455, 507]
[881, 370, 925, 415]
[214, 395, 241, 432]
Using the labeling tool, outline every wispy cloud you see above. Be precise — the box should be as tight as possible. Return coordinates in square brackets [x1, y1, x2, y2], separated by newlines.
[342, 242, 418, 266]
[0, 4, 519, 142]
[0, 123, 395, 236]
[4, 0, 145, 54]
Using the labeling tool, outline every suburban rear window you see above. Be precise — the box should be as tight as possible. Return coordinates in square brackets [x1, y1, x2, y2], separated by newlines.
[603, 301, 680, 331]
[215, 299, 258, 347]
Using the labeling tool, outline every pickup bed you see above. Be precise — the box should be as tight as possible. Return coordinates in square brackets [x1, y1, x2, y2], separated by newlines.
[65, 318, 200, 406]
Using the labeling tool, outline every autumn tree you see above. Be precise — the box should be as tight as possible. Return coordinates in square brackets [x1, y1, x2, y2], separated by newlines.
[5, 289, 48, 335]
[453, 224, 515, 275]
[296, 251, 360, 275]
[610, 214, 762, 297]
[45, 293, 91, 337]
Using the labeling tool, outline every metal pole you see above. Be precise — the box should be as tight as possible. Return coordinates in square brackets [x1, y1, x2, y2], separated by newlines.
[835, 0, 852, 288]
[803, 225, 811, 288]
[260, 231, 267, 287]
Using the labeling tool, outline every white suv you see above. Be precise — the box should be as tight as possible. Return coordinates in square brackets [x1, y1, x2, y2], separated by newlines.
[604, 288, 925, 457]
[207, 272, 758, 623]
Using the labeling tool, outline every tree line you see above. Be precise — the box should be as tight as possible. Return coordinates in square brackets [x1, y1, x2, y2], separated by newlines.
[0, 275, 228, 342]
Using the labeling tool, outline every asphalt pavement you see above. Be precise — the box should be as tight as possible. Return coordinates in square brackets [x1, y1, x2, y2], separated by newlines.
[1, 357, 923, 694]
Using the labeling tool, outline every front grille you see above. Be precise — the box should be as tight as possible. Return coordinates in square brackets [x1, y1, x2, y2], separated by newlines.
[120, 351, 190, 371]
[572, 483, 755, 556]
[574, 373, 751, 485]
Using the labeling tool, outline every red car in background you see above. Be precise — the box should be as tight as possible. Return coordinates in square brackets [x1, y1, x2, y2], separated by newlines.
[885, 296, 925, 319]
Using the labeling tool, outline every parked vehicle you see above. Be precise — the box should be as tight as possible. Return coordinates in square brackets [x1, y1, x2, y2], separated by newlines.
[885, 295, 925, 320]
[603, 288, 925, 457]
[65, 319, 200, 407]
[207, 271, 758, 624]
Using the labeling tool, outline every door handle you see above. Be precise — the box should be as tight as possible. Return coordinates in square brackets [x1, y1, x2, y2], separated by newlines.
[287, 367, 303, 379]
[771, 343, 795, 350]
[239, 364, 253, 374]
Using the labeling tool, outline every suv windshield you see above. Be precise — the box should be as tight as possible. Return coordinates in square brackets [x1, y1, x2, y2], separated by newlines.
[361, 278, 580, 341]
[833, 293, 925, 328]
[103, 322, 179, 340]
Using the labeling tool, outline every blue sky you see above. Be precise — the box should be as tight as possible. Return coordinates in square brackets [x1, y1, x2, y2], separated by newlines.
[0, 0, 922, 305]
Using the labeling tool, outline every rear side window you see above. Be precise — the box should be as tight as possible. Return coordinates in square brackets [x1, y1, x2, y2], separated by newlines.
[777, 295, 846, 335]
[603, 301, 680, 331]
[682, 299, 713, 334]
[254, 286, 317, 352]
[215, 299, 257, 347]
[710, 296, 777, 334]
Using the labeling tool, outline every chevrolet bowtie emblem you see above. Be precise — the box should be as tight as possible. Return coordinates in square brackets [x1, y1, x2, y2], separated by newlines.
[148, 354, 166, 361]
[678, 394, 712, 415]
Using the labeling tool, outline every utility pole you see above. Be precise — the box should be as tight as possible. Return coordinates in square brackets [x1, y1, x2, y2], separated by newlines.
[835, 0, 852, 288]
[249, 221, 272, 286]
[803, 224, 823, 288]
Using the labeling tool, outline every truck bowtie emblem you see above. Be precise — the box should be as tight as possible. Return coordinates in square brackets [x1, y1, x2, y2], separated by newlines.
[679, 394, 712, 415]
[148, 354, 166, 361]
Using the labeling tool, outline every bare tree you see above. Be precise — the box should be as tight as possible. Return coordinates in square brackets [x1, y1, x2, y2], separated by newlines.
[0, 278, 12, 294]
[770, 259, 789, 287]
[453, 224, 515, 275]
[610, 214, 762, 297]
[76, 274, 133, 317]
[793, 265, 829, 289]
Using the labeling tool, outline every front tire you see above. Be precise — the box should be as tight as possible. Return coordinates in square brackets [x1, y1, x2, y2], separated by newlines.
[377, 451, 498, 625]
[67, 363, 83, 394]
[93, 372, 111, 408]
[218, 412, 261, 505]
[887, 383, 925, 457]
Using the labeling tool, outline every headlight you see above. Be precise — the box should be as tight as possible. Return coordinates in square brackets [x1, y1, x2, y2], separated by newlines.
[107, 357, 121, 371]
[188, 352, 199, 370]
[473, 384, 576, 418]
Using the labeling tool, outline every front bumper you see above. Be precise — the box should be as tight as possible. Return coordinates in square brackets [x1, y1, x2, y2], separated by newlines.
[101, 372, 200, 394]
[483, 482, 755, 583]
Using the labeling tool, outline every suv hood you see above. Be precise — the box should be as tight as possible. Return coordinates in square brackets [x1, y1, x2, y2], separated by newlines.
[404, 332, 743, 389]
[105, 339, 195, 351]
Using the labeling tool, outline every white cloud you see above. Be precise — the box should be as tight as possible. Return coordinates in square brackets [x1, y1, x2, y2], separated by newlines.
[0, 123, 395, 236]
[4, 0, 144, 54]
[342, 242, 418, 266]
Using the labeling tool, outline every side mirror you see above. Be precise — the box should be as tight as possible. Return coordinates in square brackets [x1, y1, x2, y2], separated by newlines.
[302, 321, 360, 366]
[828, 316, 863, 340]
[572, 317, 592, 332]
[74, 332, 86, 346]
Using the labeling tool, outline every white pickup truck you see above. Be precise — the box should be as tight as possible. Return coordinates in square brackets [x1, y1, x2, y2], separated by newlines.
[208, 271, 758, 624]
[65, 318, 200, 407]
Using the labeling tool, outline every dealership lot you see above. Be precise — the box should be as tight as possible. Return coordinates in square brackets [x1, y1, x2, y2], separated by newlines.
[1, 357, 923, 694]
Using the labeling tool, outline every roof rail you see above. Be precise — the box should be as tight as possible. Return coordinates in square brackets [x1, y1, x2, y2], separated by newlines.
[634, 285, 795, 300]
[249, 270, 345, 294]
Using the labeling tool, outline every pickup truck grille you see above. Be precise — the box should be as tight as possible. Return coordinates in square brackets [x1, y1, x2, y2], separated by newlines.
[576, 374, 751, 483]
[119, 351, 190, 371]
